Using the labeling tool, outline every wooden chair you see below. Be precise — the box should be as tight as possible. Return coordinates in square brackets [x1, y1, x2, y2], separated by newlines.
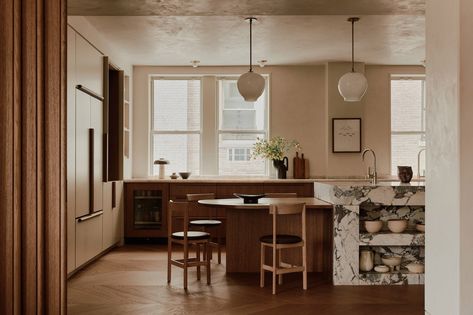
[187, 193, 223, 264]
[260, 203, 307, 294]
[167, 200, 211, 290]
[264, 192, 298, 198]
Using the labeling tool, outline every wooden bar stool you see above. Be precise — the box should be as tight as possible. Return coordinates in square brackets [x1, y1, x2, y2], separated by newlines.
[167, 200, 211, 290]
[260, 203, 307, 294]
[187, 193, 223, 264]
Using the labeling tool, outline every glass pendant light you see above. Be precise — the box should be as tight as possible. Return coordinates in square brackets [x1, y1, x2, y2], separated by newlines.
[338, 17, 368, 102]
[237, 17, 265, 102]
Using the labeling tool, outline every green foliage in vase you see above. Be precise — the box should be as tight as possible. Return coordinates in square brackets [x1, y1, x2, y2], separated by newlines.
[251, 136, 301, 161]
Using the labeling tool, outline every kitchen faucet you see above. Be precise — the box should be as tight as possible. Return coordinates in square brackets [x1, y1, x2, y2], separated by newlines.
[362, 148, 377, 185]
[417, 148, 426, 178]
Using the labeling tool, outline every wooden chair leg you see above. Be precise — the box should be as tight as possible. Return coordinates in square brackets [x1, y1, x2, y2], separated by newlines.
[196, 244, 201, 281]
[167, 241, 172, 284]
[302, 243, 307, 290]
[206, 242, 211, 285]
[260, 243, 265, 288]
[278, 249, 283, 285]
[217, 231, 222, 264]
[184, 243, 189, 290]
[272, 246, 277, 295]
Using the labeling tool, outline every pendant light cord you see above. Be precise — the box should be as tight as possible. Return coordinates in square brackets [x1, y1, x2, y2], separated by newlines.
[351, 18, 355, 72]
[249, 18, 253, 72]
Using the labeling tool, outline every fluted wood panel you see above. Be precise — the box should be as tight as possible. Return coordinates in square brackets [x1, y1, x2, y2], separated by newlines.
[0, 0, 66, 313]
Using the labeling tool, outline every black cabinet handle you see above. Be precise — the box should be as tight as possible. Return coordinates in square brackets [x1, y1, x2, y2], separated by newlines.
[89, 128, 94, 213]
[76, 85, 104, 101]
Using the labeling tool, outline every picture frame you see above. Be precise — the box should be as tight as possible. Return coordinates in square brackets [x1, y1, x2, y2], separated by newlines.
[332, 118, 362, 153]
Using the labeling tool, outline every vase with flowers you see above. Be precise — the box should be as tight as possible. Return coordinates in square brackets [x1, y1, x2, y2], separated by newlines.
[252, 136, 301, 179]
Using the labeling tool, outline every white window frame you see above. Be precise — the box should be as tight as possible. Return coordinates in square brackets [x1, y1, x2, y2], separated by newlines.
[149, 76, 203, 175]
[216, 76, 270, 176]
[390, 74, 426, 175]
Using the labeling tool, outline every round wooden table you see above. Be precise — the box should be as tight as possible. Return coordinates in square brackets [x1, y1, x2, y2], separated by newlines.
[198, 197, 333, 273]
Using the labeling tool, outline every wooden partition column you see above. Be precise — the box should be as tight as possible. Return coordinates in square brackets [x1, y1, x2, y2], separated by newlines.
[0, 0, 66, 313]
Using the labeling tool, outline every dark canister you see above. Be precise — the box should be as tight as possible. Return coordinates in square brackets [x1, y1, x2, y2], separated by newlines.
[397, 166, 413, 183]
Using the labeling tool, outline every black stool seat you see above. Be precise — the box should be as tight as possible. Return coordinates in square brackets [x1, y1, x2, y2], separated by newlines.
[189, 219, 222, 227]
[172, 231, 210, 240]
[260, 234, 302, 244]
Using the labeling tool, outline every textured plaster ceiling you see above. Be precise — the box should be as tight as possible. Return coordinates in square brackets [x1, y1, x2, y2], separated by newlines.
[68, 0, 425, 16]
[69, 0, 425, 66]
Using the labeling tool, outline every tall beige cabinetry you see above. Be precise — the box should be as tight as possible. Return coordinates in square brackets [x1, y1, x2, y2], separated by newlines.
[67, 25, 124, 275]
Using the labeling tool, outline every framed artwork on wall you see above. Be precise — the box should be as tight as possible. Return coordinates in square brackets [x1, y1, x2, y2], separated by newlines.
[332, 118, 362, 153]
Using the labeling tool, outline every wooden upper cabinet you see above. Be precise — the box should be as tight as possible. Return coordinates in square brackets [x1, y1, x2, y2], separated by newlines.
[75, 34, 103, 97]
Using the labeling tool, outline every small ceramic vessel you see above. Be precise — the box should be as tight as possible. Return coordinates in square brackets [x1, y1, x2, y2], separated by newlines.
[387, 219, 408, 233]
[374, 265, 390, 273]
[416, 223, 425, 232]
[381, 254, 402, 272]
[364, 220, 383, 233]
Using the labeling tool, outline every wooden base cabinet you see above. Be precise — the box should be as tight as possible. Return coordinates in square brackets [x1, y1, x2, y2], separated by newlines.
[125, 183, 169, 238]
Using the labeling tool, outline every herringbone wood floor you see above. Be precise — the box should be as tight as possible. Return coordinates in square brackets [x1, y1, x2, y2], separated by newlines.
[67, 245, 424, 315]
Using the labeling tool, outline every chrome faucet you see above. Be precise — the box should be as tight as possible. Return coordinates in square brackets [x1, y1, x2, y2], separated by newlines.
[417, 148, 426, 178]
[362, 148, 377, 185]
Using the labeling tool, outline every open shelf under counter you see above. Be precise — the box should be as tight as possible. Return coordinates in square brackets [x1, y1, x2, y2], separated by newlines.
[360, 230, 425, 246]
[359, 269, 425, 285]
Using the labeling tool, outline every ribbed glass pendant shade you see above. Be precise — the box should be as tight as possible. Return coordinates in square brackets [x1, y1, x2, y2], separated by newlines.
[338, 72, 368, 102]
[237, 71, 265, 102]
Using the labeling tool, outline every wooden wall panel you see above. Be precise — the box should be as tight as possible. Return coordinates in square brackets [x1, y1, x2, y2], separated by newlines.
[0, 0, 66, 313]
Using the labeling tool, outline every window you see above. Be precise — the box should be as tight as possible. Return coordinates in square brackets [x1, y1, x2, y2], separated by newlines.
[228, 148, 251, 161]
[218, 79, 268, 176]
[151, 78, 201, 175]
[390, 75, 426, 176]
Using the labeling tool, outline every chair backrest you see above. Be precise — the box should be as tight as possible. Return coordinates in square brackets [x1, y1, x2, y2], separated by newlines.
[186, 193, 216, 201]
[168, 200, 190, 237]
[264, 192, 298, 198]
[268, 203, 306, 244]
[186, 193, 216, 218]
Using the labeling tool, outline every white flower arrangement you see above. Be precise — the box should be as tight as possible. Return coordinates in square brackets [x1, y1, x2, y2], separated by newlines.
[251, 136, 301, 161]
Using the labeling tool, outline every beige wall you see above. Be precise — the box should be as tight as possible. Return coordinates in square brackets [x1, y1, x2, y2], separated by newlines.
[132, 64, 424, 178]
[132, 65, 327, 178]
[364, 65, 425, 177]
[426, 0, 473, 314]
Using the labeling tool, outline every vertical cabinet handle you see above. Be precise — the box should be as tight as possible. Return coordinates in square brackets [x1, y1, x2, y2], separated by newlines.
[112, 181, 116, 208]
[89, 128, 95, 213]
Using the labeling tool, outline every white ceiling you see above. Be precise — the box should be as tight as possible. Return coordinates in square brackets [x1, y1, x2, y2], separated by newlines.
[70, 1, 425, 66]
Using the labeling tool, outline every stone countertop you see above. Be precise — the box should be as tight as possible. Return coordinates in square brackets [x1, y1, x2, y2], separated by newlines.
[124, 176, 426, 185]
[314, 181, 425, 206]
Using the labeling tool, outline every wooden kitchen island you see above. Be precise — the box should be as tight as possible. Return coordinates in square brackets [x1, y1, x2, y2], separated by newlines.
[199, 197, 333, 273]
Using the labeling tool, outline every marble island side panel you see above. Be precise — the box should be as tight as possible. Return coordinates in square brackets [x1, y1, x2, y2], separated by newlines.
[314, 182, 425, 286]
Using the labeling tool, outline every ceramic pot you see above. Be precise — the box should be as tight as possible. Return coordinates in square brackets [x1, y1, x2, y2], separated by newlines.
[387, 219, 408, 233]
[364, 220, 383, 233]
[397, 166, 413, 183]
[359, 250, 374, 272]
[273, 157, 289, 179]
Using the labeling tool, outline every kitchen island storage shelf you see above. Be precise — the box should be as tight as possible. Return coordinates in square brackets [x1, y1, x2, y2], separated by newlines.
[314, 181, 425, 285]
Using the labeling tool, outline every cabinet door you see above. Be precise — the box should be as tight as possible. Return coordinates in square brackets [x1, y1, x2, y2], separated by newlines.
[102, 182, 114, 249]
[113, 181, 124, 243]
[76, 213, 103, 267]
[75, 34, 103, 97]
[90, 97, 103, 212]
[75, 90, 91, 218]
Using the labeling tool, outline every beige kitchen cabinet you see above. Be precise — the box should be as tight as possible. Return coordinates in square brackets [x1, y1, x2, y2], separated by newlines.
[102, 181, 123, 248]
[75, 33, 103, 97]
[75, 212, 103, 267]
[75, 89, 103, 218]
